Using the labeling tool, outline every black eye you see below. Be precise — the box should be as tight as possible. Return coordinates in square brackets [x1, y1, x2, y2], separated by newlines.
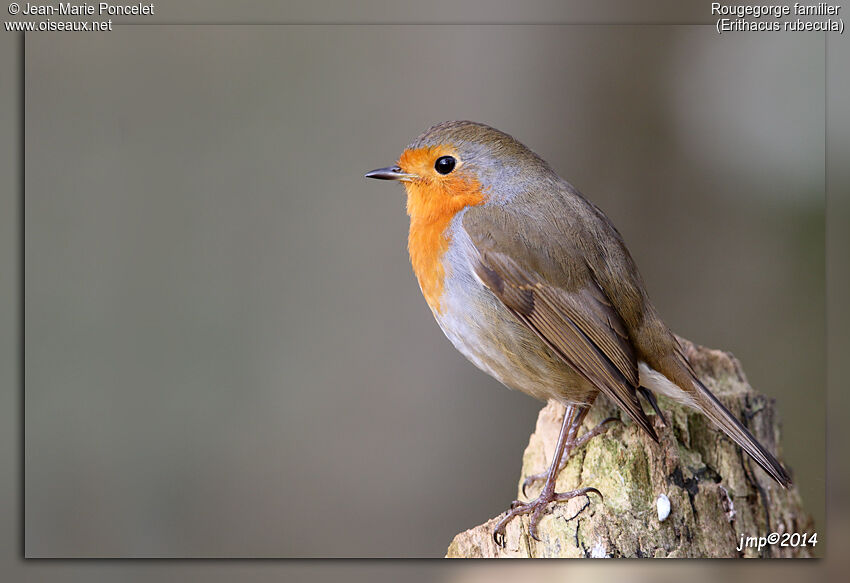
[435, 156, 456, 175]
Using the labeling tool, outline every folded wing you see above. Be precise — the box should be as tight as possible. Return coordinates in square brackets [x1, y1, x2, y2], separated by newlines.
[465, 209, 658, 441]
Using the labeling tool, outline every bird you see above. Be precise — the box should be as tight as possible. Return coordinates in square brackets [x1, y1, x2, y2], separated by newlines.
[365, 120, 790, 545]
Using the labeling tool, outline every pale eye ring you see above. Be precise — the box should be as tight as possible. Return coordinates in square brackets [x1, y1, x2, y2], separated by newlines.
[434, 156, 456, 175]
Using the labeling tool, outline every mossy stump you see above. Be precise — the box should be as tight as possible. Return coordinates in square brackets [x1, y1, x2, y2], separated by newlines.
[446, 338, 814, 558]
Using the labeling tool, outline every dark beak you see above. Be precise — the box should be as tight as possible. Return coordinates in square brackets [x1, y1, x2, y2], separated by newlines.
[364, 165, 417, 181]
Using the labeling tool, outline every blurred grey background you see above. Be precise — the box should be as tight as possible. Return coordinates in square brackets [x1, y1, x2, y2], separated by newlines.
[23, 25, 824, 557]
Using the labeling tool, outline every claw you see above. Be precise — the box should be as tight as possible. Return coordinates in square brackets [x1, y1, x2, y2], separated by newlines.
[491, 486, 603, 545]
[584, 487, 603, 502]
[522, 472, 546, 497]
[492, 404, 607, 545]
[521, 476, 542, 498]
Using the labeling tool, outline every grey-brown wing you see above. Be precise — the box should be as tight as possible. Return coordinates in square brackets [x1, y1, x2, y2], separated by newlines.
[464, 209, 658, 441]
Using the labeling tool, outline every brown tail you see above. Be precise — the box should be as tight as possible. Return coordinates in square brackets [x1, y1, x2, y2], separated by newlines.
[648, 346, 792, 487]
[689, 378, 791, 487]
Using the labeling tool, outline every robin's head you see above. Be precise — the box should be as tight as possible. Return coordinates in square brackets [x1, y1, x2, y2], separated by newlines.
[365, 121, 554, 214]
[366, 121, 554, 312]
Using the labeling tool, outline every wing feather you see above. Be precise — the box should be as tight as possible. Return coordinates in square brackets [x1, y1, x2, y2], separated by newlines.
[472, 247, 658, 442]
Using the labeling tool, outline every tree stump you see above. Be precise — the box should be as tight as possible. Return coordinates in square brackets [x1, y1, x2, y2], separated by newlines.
[446, 338, 814, 558]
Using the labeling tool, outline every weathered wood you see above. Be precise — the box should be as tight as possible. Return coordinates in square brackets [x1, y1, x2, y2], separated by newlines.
[446, 338, 814, 558]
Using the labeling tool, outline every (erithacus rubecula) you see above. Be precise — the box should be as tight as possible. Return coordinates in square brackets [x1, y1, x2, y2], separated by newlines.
[366, 120, 790, 545]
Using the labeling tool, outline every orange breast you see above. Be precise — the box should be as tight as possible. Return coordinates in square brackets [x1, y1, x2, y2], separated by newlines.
[400, 147, 486, 314]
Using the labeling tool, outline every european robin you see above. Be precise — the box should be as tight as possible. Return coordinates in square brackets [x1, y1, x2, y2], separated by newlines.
[366, 120, 790, 544]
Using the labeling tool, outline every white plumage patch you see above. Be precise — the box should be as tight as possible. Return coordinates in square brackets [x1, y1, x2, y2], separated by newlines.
[638, 361, 698, 409]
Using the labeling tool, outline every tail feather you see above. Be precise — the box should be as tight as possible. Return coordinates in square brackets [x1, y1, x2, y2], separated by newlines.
[639, 359, 791, 487]
[691, 380, 791, 487]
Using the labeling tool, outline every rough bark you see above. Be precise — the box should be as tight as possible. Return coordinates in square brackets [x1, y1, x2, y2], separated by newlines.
[446, 338, 814, 558]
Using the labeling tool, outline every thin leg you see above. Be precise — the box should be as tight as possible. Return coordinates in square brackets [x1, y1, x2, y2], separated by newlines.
[521, 416, 619, 497]
[493, 404, 603, 546]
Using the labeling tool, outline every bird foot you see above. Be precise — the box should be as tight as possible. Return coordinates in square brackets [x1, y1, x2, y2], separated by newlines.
[521, 417, 620, 497]
[492, 487, 601, 547]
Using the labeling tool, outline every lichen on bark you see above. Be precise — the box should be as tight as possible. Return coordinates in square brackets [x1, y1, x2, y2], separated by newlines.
[446, 338, 814, 558]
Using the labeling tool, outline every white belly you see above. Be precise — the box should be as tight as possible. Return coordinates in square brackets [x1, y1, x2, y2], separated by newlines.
[428, 213, 595, 405]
